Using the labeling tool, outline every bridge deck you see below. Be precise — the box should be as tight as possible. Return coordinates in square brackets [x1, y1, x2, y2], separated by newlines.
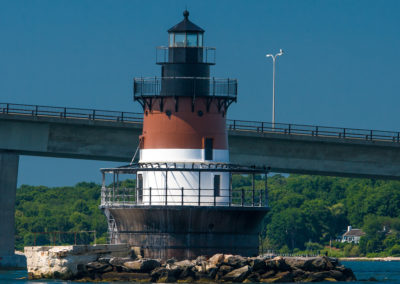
[1, 102, 400, 179]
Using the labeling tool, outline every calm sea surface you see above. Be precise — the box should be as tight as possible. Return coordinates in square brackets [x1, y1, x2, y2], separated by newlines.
[1, 261, 400, 283]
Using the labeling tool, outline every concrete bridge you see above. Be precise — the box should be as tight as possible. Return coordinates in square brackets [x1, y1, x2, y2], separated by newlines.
[2, 102, 400, 267]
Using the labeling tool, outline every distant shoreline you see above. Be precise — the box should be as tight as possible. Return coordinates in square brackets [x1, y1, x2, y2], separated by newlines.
[339, 257, 400, 262]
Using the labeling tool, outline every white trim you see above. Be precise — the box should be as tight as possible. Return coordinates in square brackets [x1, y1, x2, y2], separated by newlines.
[140, 149, 229, 163]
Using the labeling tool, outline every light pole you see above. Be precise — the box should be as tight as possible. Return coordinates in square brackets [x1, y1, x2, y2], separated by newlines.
[266, 49, 283, 129]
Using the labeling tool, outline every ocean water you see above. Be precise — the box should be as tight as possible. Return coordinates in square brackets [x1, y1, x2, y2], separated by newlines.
[1, 261, 400, 283]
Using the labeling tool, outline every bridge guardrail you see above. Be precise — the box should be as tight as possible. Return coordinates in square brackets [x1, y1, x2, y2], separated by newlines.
[0, 102, 142, 123]
[1, 102, 400, 143]
[226, 119, 400, 143]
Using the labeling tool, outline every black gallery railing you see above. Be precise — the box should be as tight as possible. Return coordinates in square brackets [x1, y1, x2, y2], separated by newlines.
[133, 77, 238, 98]
[1, 102, 400, 143]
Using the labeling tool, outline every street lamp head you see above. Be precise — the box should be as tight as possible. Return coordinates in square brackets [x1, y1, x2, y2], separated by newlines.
[277, 49, 284, 56]
[266, 54, 273, 58]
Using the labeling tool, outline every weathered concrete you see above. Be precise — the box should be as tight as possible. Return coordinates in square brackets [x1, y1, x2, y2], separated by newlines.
[2, 113, 400, 179]
[0, 114, 140, 162]
[0, 151, 26, 269]
[25, 244, 130, 279]
[107, 206, 268, 260]
[229, 130, 400, 179]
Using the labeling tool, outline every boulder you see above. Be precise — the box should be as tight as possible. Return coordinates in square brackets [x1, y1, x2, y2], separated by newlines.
[311, 256, 330, 271]
[175, 259, 194, 268]
[265, 259, 277, 271]
[261, 271, 293, 283]
[223, 254, 233, 263]
[252, 258, 268, 274]
[260, 269, 276, 280]
[323, 277, 338, 282]
[329, 269, 344, 281]
[195, 255, 207, 265]
[150, 267, 167, 282]
[209, 253, 224, 266]
[341, 267, 356, 281]
[215, 264, 234, 280]
[123, 259, 160, 272]
[310, 271, 332, 281]
[272, 256, 290, 271]
[226, 255, 248, 268]
[284, 257, 314, 271]
[222, 265, 251, 282]
[245, 272, 261, 282]
[291, 268, 306, 282]
[109, 257, 132, 267]
[86, 261, 109, 271]
[179, 265, 196, 279]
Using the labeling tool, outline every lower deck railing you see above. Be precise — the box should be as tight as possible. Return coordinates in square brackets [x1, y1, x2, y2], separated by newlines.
[101, 186, 268, 208]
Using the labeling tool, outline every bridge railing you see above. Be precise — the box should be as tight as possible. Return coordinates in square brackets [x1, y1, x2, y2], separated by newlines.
[2, 102, 400, 143]
[0, 103, 142, 123]
[227, 119, 400, 143]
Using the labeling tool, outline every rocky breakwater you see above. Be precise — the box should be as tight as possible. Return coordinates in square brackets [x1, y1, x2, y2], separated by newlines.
[29, 249, 356, 282]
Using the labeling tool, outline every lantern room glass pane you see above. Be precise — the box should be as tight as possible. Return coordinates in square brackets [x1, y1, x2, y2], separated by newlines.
[174, 33, 186, 47]
[169, 33, 174, 47]
[198, 34, 203, 47]
[187, 33, 198, 47]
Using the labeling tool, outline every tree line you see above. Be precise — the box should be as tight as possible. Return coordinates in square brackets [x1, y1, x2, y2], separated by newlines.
[15, 175, 400, 256]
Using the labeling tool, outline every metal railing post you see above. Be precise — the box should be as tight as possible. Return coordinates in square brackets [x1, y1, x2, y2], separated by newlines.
[316, 126, 319, 136]
[6, 103, 9, 114]
[198, 171, 201, 206]
[288, 124, 291, 134]
[370, 130, 373, 141]
[213, 77, 215, 96]
[92, 110, 96, 120]
[252, 174, 255, 207]
[165, 171, 168, 206]
[233, 120, 236, 130]
[241, 189, 244, 207]
[264, 174, 268, 207]
[181, 187, 184, 206]
[261, 122, 264, 133]
[149, 187, 152, 205]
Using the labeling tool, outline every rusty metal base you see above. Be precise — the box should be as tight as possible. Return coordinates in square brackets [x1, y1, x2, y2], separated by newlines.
[107, 206, 268, 260]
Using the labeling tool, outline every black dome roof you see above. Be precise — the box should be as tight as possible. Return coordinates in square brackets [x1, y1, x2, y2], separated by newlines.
[168, 10, 204, 33]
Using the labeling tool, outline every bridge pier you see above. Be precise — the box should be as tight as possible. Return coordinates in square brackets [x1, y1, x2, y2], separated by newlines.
[0, 151, 26, 269]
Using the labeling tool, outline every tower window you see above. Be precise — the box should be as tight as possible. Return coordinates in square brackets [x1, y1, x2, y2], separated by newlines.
[137, 174, 143, 203]
[214, 175, 221, 197]
[169, 32, 203, 47]
[186, 33, 198, 47]
[204, 138, 213, 160]
[174, 33, 186, 47]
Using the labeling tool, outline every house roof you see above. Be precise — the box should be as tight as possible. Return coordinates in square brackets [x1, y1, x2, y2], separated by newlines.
[343, 229, 365, 237]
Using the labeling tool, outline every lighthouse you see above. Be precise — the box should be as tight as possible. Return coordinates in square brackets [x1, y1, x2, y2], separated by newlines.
[100, 11, 269, 259]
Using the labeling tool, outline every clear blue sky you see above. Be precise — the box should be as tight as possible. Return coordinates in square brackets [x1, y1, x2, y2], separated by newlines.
[1, 0, 399, 186]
